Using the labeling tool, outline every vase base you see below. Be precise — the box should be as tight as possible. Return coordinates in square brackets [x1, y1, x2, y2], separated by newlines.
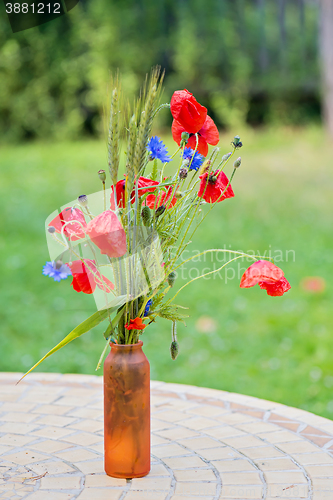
[105, 469, 150, 479]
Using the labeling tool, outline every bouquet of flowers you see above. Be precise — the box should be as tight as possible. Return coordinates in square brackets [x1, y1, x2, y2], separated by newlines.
[21, 69, 290, 380]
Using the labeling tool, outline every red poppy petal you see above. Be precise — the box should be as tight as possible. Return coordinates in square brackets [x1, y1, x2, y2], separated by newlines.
[170, 90, 207, 133]
[145, 192, 165, 209]
[69, 260, 96, 294]
[137, 177, 159, 196]
[259, 277, 291, 296]
[216, 171, 234, 200]
[71, 276, 95, 294]
[187, 134, 209, 157]
[48, 207, 87, 241]
[171, 119, 184, 146]
[198, 171, 234, 203]
[240, 260, 284, 288]
[199, 115, 219, 146]
[86, 210, 127, 258]
[170, 90, 193, 118]
[94, 273, 115, 293]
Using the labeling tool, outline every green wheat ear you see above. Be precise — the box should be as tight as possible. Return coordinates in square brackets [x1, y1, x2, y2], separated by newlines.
[125, 113, 138, 201]
[132, 67, 164, 178]
[107, 76, 121, 187]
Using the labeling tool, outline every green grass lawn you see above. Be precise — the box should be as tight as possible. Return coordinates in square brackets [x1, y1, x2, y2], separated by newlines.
[1, 126, 333, 418]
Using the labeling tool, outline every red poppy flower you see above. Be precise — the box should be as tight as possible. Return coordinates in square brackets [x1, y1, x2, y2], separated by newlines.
[110, 176, 159, 209]
[69, 259, 114, 294]
[125, 317, 146, 330]
[240, 260, 291, 297]
[170, 89, 207, 134]
[48, 207, 87, 241]
[172, 115, 219, 157]
[145, 186, 177, 209]
[86, 210, 127, 258]
[198, 170, 234, 203]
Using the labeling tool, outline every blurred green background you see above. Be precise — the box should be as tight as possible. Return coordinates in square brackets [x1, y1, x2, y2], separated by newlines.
[1, 0, 333, 418]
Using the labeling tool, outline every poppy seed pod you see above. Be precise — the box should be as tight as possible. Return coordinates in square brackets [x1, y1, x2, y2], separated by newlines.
[180, 131, 190, 146]
[175, 191, 183, 199]
[170, 340, 179, 360]
[98, 170, 106, 182]
[234, 157, 241, 168]
[168, 271, 176, 287]
[141, 206, 152, 226]
[78, 194, 88, 206]
[155, 205, 166, 217]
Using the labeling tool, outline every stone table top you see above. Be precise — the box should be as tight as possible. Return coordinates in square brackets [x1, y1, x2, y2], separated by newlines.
[1, 373, 333, 500]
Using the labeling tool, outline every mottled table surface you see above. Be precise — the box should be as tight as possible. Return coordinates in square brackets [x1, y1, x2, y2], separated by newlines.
[1, 372, 333, 500]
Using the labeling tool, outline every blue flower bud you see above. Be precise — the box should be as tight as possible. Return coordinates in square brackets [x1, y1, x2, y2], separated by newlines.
[78, 195, 88, 206]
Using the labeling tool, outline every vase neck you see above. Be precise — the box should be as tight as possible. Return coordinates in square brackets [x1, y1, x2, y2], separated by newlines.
[111, 340, 143, 352]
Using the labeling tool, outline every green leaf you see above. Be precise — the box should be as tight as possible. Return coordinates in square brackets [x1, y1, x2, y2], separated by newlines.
[17, 307, 118, 383]
[95, 337, 111, 372]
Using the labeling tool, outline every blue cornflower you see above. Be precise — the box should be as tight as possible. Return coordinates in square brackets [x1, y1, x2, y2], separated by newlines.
[144, 299, 152, 317]
[182, 147, 204, 171]
[147, 137, 170, 163]
[43, 261, 72, 282]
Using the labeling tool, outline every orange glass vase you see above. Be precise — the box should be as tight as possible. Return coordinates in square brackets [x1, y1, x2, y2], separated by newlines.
[103, 340, 150, 478]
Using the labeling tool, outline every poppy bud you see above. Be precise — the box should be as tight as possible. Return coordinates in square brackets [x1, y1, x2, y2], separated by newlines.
[232, 136, 243, 148]
[155, 205, 166, 217]
[180, 131, 190, 146]
[175, 191, 183, 199]
[222, 152, 232, 162]
[234, 157, 241, 168]
[78, 195, 88, 206]
[48, 226, 56, 233]
[98, 170, 106, 183]
[168, 271, 176, 287]
[170, 340, 179, 360]
[179, 168, 188, 180]
[141, 206, 152, 226]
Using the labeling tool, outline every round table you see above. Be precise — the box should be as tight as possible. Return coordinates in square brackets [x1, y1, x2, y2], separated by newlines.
[1, 372, 333, 499]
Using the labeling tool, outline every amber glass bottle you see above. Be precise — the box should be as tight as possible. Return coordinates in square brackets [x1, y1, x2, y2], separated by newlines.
[103, 340, 150, 478]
